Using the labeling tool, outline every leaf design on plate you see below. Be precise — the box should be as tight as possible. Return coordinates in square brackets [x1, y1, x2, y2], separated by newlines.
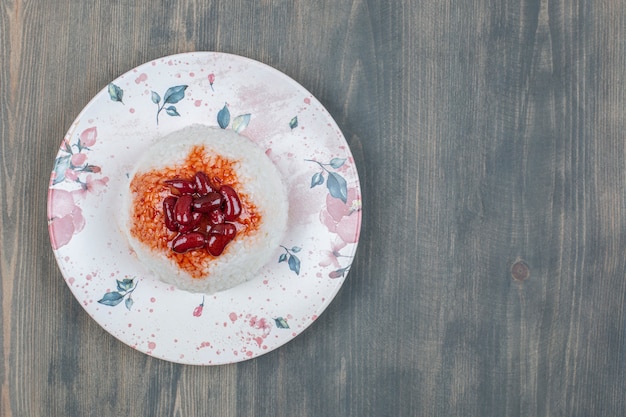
[52, 155, 71, 184]
[163, 85, 187, 104]
[63, 140, 73, 154]
[329, 158, 346, 169]
[165, 106, 180, 116]
[326, 171, 348, 203]
[98, 291, 124, 306]
[305, 158, 350, 202]
[310, 172, 324, 188]
[289, 116, 298, 129]
[274, 317, 290, 329]
[232, 114, 251, 133]
[116, 278, 134, 292]
[217, 104, 230, 129]
[280, 246, 302, 275]
[98, 278, 138, 309]
[288, 254, 301, 275]
[153, 85, 187, 124]
[107, 83, 124, 104]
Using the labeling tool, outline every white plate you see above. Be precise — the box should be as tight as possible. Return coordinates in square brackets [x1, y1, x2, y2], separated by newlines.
[47, 52, 362, 365]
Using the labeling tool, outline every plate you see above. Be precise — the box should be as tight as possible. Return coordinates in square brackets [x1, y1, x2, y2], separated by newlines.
[47, 52, 362, 365]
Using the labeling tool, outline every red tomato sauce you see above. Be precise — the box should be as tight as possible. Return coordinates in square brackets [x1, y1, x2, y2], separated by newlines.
[129, 145, 262, 278]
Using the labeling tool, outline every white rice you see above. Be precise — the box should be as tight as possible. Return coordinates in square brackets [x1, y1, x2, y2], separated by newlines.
[120, 124, 288, 294]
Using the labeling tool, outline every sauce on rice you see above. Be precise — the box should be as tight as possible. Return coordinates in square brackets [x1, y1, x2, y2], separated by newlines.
[129, 144, 262, 278]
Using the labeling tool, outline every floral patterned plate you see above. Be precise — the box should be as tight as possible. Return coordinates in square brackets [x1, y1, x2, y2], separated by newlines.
[47, 52, 362, 365]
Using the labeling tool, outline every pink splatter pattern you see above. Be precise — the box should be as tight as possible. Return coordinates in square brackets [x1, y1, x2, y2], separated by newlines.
[135, 73, 148, 84]
[246, 315, 272, 348]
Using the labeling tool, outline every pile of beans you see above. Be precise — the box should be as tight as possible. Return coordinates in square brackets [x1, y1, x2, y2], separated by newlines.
[162, 171, 242, 256]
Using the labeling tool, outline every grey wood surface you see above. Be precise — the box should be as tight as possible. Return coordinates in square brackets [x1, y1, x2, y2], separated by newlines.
[2, 0, 626, 416]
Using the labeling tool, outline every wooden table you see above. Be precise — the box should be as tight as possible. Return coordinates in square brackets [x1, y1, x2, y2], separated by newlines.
[2, 0, 626, 415]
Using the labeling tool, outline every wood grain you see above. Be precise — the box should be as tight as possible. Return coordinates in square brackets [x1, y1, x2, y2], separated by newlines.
[1, 0, 626, 415]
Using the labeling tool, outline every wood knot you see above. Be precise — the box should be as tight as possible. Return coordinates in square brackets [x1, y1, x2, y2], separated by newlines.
[511, 260, 529, 281]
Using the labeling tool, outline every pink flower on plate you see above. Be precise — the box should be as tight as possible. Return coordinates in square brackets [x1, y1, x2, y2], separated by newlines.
[64, 169, 79, 182]
[193, 297, 205, 317]
[319, 238, 348, 269]
[208, 73, 215, 91]
[70, 152, 87, 166]
[319, 237, 354, 279]
[79, 126, 97, 148]
[72, 174, 109, 199]
[48, 189, 85, 249]
[321, 188, 361, 244]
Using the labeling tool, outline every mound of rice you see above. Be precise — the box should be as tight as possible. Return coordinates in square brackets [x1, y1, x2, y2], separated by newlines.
[120, 124, 288, 294]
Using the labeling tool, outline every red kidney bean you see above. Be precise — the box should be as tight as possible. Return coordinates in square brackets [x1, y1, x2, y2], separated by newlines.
[161, 174, 246, 256]
[192, 192, 222, 213]
[171, 232, 206, 253]
[208, 208, 225, 226]
[194, 171, 215, 195]
[163, 196, 178, 231]
[194, 214, 212, 235]
[164, 179, 196, 195]
[209, 223, 237, 240]
[178, 211, 203, 233]
[219, 185, 242, 221]
[174, 194, 193, 225]
[206, 233, 232, 256]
